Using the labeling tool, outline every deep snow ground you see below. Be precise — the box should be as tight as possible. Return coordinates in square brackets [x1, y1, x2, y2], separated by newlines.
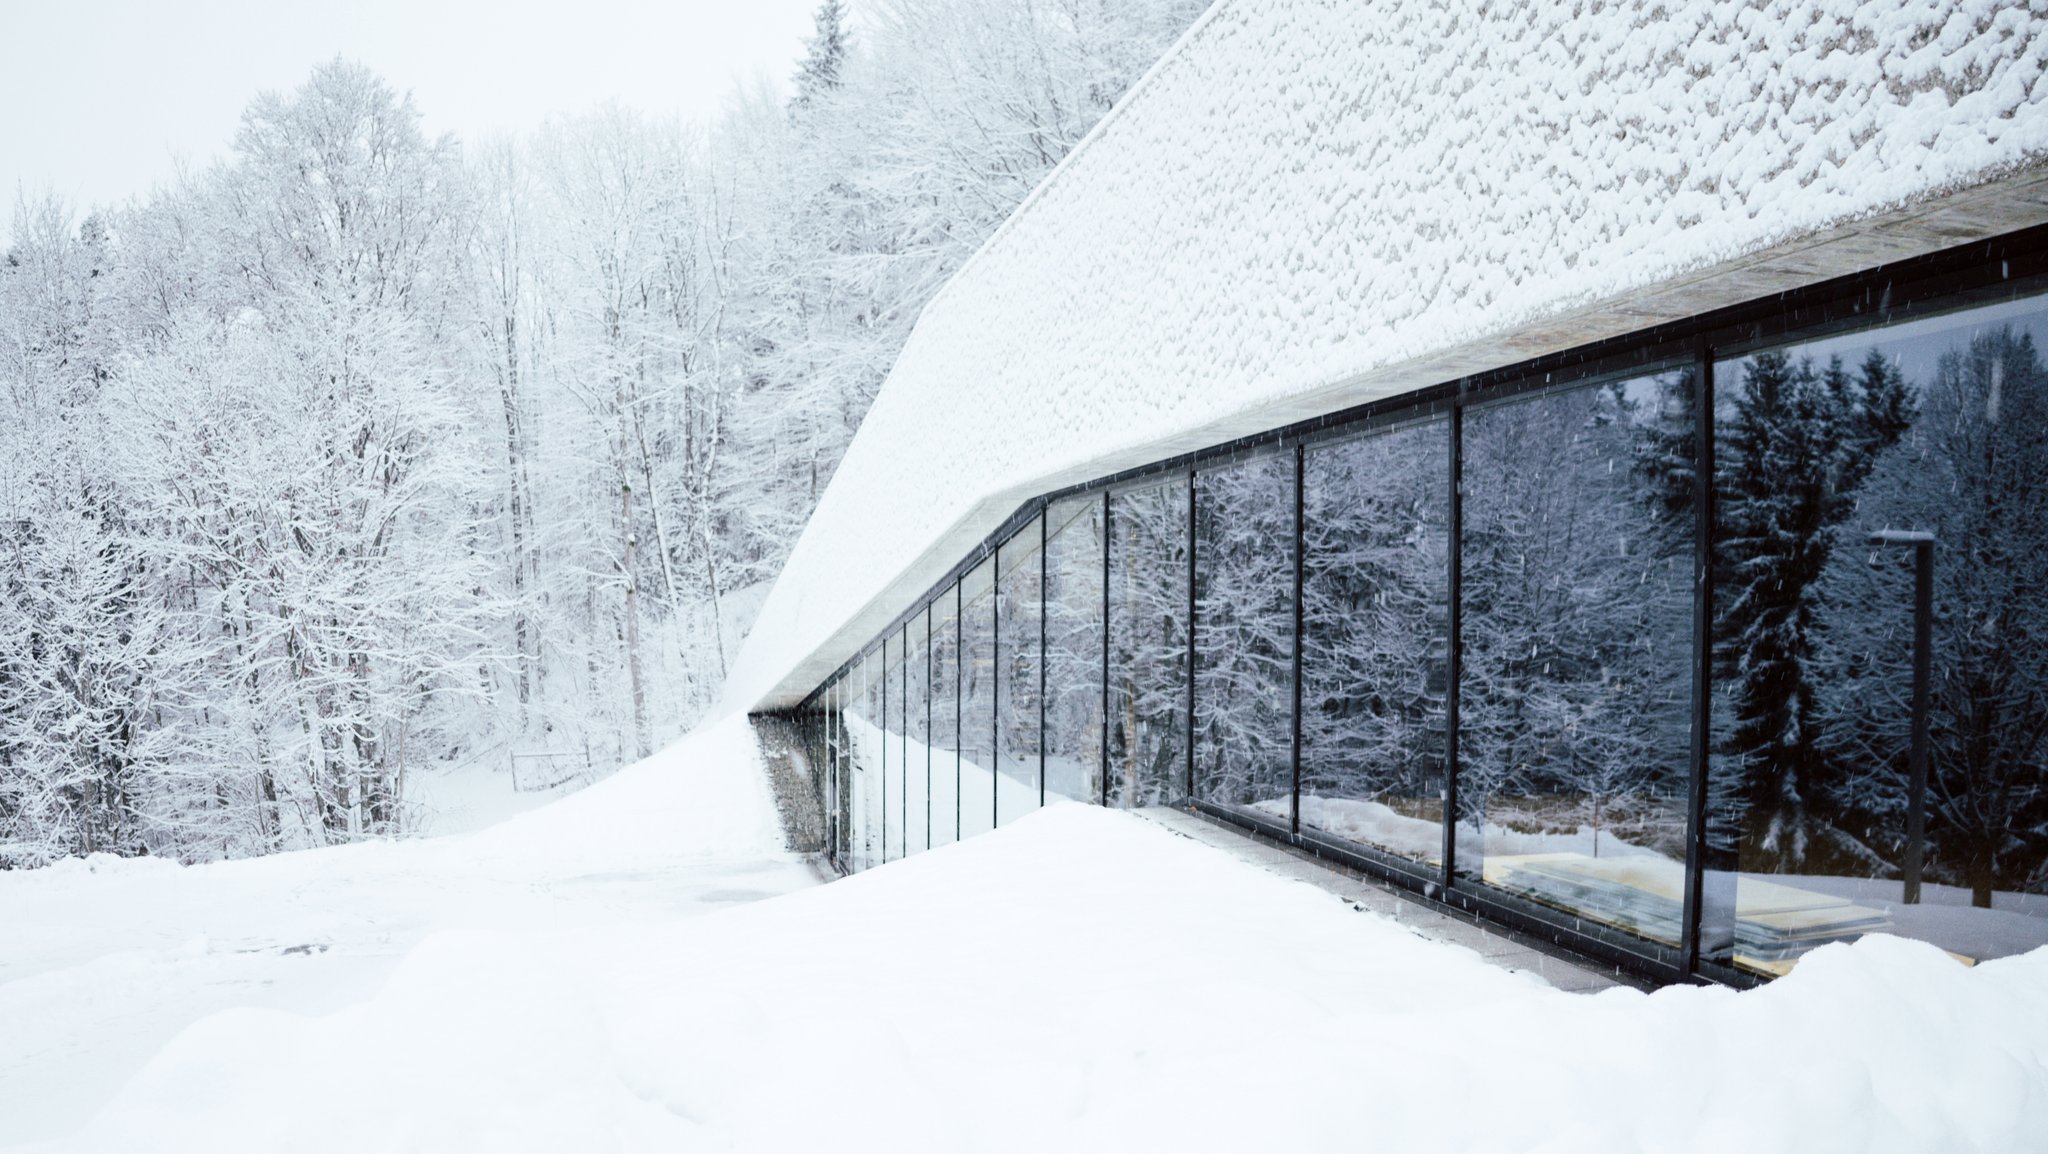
[0, 715, 821, 1144]
[6, 716, 2048, 1152]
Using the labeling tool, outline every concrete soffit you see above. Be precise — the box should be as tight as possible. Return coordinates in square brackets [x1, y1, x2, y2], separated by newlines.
[756, 163, 2048, 712]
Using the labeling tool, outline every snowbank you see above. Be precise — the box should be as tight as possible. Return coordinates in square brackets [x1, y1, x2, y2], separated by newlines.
[13, 798, 2048, 1152]
[0, 715, 818, 1144]
[728, 0, 2048, 710]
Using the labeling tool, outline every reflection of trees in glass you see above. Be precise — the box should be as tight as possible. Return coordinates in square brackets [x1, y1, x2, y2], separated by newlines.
[995, 526, 1044, 818]
[1816, 326, 2048, 905]
[1107, 483, 1188, 807]
[960, 564, 996, 834]
[929, 594, 961, 846]
[1193, 457, 1294, 807]
[903, 617, 929, 853]
[1300, 426, 1447, 827]
[1705, 350, 1911, 873]
[1044, 499, 1104, 802]
[1462, 384, 1690, 862]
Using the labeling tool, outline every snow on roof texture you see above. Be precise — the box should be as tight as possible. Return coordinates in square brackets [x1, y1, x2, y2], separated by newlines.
[729, 0, 2048, 712]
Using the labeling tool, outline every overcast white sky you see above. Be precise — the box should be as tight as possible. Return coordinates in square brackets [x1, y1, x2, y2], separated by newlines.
[0, 0, 823, 244]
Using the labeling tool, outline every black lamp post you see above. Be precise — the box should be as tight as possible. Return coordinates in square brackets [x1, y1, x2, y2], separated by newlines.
[1868, 529, 1935, 905]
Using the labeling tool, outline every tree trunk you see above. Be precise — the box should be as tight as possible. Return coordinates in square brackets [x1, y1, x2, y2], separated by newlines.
[498, 313, 532, 723]
[623, 480, 650, 760]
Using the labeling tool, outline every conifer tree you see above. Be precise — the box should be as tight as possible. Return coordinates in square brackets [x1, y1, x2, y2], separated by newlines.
[791, 0, 852, 116]
[1710, 351, 1911, 871]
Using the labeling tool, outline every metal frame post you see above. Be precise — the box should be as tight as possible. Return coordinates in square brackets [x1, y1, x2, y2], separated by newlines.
[925, 610, 933, 852]
[1908, 537, 1933, 906]
[1680, 344, 1717, 976]
[1440, 400, 1464, 890]
[992, 545, 1001, 831]
[956, 580, 964, 842]
[1039, 510, 1049, 807]
[1101, 489, 1112, 808]
[880, 636, 888, 864]
[901, 625, 909, 859]
[1186, 471, 1198, 806]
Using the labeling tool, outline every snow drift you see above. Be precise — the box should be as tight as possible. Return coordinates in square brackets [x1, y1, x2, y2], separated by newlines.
[7, 732, 2046, 1151]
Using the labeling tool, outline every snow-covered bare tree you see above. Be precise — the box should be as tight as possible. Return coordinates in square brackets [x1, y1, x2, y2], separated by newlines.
[1, 2, 1212, 866]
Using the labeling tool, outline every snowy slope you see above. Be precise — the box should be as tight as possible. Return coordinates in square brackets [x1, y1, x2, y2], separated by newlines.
[0, 716, 819, 1144]
[728, 0, 2048, 710]
[9, 799, 2046, 1152]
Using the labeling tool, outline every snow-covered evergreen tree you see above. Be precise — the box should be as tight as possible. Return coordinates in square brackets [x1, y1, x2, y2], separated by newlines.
[791, 0, 853, 116]
[1711, 350, 1910, 873]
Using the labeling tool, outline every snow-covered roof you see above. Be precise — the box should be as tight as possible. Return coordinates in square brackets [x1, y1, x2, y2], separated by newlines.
[729, 0, 2048, 713]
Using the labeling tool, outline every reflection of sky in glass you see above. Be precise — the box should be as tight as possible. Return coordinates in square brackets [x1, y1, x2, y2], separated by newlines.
[1724, 292, 2048, 395]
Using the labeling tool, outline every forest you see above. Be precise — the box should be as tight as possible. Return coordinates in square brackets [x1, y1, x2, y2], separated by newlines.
[0, 0, 1209, 866]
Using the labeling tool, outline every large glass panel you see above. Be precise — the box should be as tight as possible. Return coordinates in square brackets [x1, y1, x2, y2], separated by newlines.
[879, 634, 904, 864]
[1193, 454, 1296, 821]
[843, 650, 880, 872]
[1045, 495, 1106, 804]
[1300, 420, 1450, 860]
[1107, 478, 1191, 807]
[1703, 291, 2048, 976]
[1457, 376, 1693, 950]
[960, 558, 998, 837]
[892, 625, 915, 861]
[997, 518, 1046, 825]
[905, 608, 932, 855]
[930, 587, 963, 848]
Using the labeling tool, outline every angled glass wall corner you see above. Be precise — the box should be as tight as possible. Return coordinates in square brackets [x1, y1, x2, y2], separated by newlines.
[1044, 494, 1106, 805]
[931, 583, 964, 848]
[959, 557, 999, 837]
[1192, 452, 1295, 824]
[1701, 289, 2048, 979]
[1107, 477, 1191, 808]
[1299, 416, 1451, 866]
[1455, 373, 1694, 958]
[996, 516, 1046, 824]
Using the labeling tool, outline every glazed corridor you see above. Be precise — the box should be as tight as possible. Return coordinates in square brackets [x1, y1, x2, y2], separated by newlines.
[782, 232, 2048, 986]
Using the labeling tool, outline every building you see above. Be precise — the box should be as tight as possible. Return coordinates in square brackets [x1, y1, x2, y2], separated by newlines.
[731, 0, 2048, 985]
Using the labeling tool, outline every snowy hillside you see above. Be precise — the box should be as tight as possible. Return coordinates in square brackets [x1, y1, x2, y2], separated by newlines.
[5, 717, 2046, 1152]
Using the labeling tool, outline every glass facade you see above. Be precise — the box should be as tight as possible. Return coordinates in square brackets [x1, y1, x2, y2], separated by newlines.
[1458, 377, 1693, 947]
[1300, 419, 1449, 863]
[1698, 294, 2048, 978]
[787, 233, 2048, 986]
[1193, 454, 1294, 820]
[1107, 479, 1190, 809]
[1044, 495, 1105, 804]
[960, 558, 997, 838]
[931, 584, 962, 849]
[996, 518, 1045, 825]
